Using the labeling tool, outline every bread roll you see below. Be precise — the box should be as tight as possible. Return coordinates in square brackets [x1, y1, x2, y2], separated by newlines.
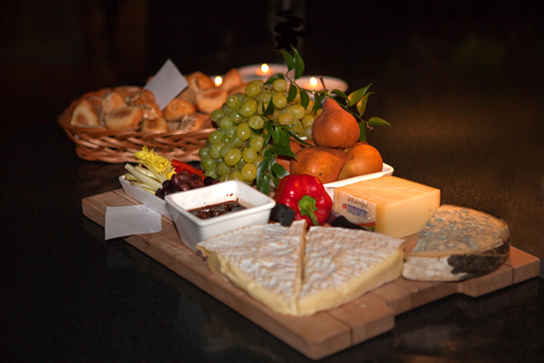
[163, 98, 196, 121]
[194, 88, 228, 114]
[228, 83, 248, 95]
[113, 86, 140, 100]
[127, 89, 162, 120]
[70, 99, 101, 127]
[141, 117, 168, 133]
[168, 113, 204, 132]
[187, 71, 216, 94]
[219, 68, 243, 92]
[103, 106, 143, 131]
[102, 91, 127, 113]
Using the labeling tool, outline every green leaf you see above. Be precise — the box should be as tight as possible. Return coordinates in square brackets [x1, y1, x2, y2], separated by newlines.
[263, 121, 273, 145]
[271, 163, 289, 179]
[312, 93, 326, 113]
[331, 89, 348, 100]
[356, 92, 372, 117]
[257, 174, 271, 195]
[287, 83, 298, 103]
[281, 50, 295, 71]
[359, 121, 367, 142]
[348, 83, 372, 106]
[271, 143, 296, 158]
[293, 47, 305, 79]
[368, 116, 392, 127]
[288, 130, 312, 148]
[300, 89, 310, 109]
[264, 98, 275, 116]
[265, 73, 284, 85]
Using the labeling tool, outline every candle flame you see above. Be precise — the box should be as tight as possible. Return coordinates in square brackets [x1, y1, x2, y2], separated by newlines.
[261, 63, 270, 73]
[214, 76, 223, 86]
[310, 77, 318, 87]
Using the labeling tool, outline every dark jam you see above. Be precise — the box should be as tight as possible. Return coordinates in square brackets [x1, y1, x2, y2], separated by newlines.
[190, 201, 247, 219]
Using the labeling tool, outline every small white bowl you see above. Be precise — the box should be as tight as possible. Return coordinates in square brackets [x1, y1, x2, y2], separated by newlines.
[119, 175, 172, 219]
[165, 180, 276, 252]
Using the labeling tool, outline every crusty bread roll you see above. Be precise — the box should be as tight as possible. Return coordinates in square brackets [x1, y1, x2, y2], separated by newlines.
[228, 83, 248, 95]
[113, 86, 140, 100]
[163, 98, 196, 121]
[103, 106, 143, 131]
[219, 68, 243, 92]
[167, 113, 204, 132]
[141, 117, 168, 133]
[194, 88, 228, 114]
[127, 89, 162, 120]
[102, 91, 127, 113]
[187, 71, 216, 93]
[70, 99, 101, 127]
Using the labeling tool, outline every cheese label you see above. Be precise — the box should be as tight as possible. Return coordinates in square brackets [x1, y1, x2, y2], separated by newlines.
[335, 192, 377, 231]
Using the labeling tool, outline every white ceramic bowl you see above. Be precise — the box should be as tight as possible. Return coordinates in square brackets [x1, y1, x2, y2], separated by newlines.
[165, 180, 276, 252]
[119, 175, 172, 219]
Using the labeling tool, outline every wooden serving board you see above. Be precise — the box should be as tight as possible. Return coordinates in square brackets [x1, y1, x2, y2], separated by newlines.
[82, 189, 540, 360]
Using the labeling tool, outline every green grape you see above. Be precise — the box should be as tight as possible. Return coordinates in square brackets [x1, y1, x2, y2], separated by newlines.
[224, 148, 242, 166]
[237, 159, 246, 171]
[272, 78, 287, 92]
[235, 122, 251, 141]
[245, 80, 263, 97]
[209, 142, 225, 159]
[253, 154, 264, 168]
[229, 110, 244, 123]
[250, 136, 264, 151]
[272, 93, 287, 109]
[315, 108, 323, 117]
[304, 126, 313, 139]
[292, 120, 304, 135]
[204, 169, 218, 179]
[217, 162, 231, 176]
[219, 116, 233, 129]
[210, 109, 225, 123]
[201, 156, 217, 171]
[259, 92, 272, 105]
[219, 174, 229, 182]
[220, 143, 235, 158]
[229, 170, 244, 181]
[239, 99, 257, 118]
[230, 133, 244, 147]
[305, 98, 316, 114]
[242, 163, 257, 181]
[225, 124, 237, 136]
[278, 113, 295, 125]
[248, 115, 264, 129]
[225, 94, 241, 110]
[208, 129, 225, 144]
[302, 114, 315, 128]
[199, 146, 210, 160]
[242, 147, 257, 163]
[287, 104, 306, 120]
[222, 104, 233, 116]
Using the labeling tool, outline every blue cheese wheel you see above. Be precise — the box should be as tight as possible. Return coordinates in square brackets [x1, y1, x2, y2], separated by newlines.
[402, 205, 510, 281]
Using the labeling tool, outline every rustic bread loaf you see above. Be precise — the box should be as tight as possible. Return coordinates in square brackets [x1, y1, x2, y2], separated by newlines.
[403, 204, 510, 281]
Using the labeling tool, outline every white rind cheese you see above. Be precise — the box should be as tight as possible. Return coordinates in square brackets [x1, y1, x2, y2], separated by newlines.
[298, 227, 404, 316]
[403, 204, 510, 281]
[197, 221, 404, 317]
[197, 220, 307, 315]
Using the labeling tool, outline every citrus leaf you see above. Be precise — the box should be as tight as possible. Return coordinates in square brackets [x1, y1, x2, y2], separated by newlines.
[263, 121, 273, 145]
[293, 47, 305, 79]
[281, 50, 295, 71]
[287, 83, 298, 102]
[271, 143, 296, 158]
[312, 93, 326, 113]
[348, 83, 372, 106]
[264, 98, 275, 115]
[300, 89, 310, 109]
[359, 121, 367, 142]
[356, 92, 372, 117]
[265, 73, 284, 85]
[331, 89, 348, 100]
[271, 163, 289, 179]
[368, 116, 392, 127]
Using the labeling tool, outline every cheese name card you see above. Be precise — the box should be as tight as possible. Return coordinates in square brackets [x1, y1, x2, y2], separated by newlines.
[332, 176, 440, 238]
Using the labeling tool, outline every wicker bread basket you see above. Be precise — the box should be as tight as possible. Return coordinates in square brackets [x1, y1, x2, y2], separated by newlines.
[58, 89, 214, 163]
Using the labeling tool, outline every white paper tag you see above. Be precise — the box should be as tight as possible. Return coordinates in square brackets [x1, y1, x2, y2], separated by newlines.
[105, 205, 162, 240]
[144, 59, 188, 110]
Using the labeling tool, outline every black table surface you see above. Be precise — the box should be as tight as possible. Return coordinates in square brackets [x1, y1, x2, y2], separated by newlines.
[2, 1, 544, 362]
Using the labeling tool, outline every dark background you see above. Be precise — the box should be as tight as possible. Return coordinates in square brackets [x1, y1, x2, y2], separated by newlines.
[1, 1, 543, 362]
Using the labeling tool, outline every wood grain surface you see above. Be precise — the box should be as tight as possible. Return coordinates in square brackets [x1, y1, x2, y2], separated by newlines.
[82, 189, 540, 360]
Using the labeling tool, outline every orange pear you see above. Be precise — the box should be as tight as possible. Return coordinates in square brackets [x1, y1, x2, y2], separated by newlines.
[312, 98, 360, 149]
[338, 142, 383, 180]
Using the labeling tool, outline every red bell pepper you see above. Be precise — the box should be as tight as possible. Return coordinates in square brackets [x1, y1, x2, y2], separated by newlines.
[172, 159, 205, 180]
[273, 174, 332, 226]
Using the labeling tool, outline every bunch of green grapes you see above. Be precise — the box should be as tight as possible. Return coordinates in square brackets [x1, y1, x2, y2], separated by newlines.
[199, 78, 319, 184]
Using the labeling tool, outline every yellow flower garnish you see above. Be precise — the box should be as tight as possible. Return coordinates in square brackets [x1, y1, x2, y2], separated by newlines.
[134, 145, 175, 179]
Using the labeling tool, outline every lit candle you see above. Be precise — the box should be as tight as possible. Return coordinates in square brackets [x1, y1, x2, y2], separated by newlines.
[255, 63, 273, 76]
[214, 76, 223, 87]
[303, 77, 320, 91]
